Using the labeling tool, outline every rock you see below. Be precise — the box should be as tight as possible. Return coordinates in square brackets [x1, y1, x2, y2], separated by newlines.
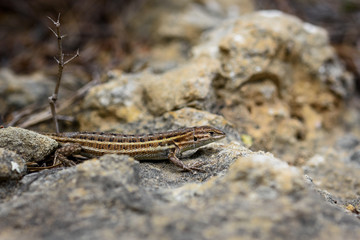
[78, 11, 353, 166]
[186, 151, 359, 240]
[0, 69, 55, 114]
[130, 0, 254, 43]
[0, 155, 152, 238]
[120, 0, 254, 74]
[192, 10, 354, 163]
[304, 150, 360, 206]
[79, 77, 233, 134]
[193, 10, 353, 96]
[224, 150, 305, 194]
[0, 148, 26, 180]
[77, 11, 354, 166]
[0, 144, 359, 239]
[78, 70, 150, 130]
[0, 127, 58, 162]
[143, 58, 219, 115]
[336, 134, 360, 150]
[156, 3, 225, 42]
[350, 150, 360, 164]
[164, 107, 227, 127]
[137, 139, 231, 188]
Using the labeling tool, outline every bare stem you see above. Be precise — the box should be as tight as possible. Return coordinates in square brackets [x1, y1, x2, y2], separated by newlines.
[47, 13, 79, 133]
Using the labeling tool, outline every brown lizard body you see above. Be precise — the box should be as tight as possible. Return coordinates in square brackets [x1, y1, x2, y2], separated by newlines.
[44, 126, 225, 172]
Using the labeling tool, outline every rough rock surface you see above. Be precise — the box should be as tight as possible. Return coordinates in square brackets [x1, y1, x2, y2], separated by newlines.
[0, 127, 58, 162]
[303, 130, 360, 212]
[78, 71, 148, 130]
[192, 10, 354, 164]
[1, 146, 359, 240]
[143, 58, 219, 115]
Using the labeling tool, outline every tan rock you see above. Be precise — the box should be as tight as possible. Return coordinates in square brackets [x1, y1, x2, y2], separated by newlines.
[192, 10, 354, 163]
[79, 71, 151, 130]
[143, 58, 219, 115]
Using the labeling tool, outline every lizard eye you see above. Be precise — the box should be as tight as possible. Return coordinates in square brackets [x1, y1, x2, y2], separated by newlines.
[194, 136, 198, 141]
[209, 131, 214, 136]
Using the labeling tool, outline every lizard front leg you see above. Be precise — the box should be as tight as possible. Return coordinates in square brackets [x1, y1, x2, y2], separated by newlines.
[168, 143, 205, 172]
[54, 143, 82, 167]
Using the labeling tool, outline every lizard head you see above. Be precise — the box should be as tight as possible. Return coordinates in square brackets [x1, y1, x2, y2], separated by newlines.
[191, 126, 226, 148]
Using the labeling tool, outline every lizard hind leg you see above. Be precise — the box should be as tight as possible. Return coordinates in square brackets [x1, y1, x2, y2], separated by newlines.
[54, 143, 82, 167]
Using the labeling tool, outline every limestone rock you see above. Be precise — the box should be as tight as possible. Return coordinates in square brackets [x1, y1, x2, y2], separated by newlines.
[191, 10, 354, 163]
[193, 10, 353, 97]
[78, 59, 221, 130]
[78, 71, 150, 130]
[143, 58, 219, 115]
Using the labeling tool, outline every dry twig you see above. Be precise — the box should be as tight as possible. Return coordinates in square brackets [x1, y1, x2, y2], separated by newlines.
[48, 13, 79, 133]
[17, 79, 98, 128]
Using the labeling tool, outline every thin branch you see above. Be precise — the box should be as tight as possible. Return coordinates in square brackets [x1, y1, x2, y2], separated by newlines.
[64, 49, 80, 65]
[47, 13, 79, 133]
[47, 26, 58, 37]
[47, 13, 61, 27]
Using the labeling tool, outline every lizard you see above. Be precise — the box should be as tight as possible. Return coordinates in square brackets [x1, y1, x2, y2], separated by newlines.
[43, 126, 226, 172]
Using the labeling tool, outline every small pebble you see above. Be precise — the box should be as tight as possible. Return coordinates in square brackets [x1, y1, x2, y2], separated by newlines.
[0, 148, 27, 180]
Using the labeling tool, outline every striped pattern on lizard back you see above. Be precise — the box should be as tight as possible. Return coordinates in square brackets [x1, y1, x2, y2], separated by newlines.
[44, 126, 226, 160]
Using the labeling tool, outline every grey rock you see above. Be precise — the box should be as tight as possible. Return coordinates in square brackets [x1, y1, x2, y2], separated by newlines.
[350, 150, 360, 164]
[0, 144, 359, 239]
[0, 127, 58, 162]
[336, 134, 360, 150]
[0, 69, 55, 114]
[0, 148, 26, 180]
[304, 152, 360, 214]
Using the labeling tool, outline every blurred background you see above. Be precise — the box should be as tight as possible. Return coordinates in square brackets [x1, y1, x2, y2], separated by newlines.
[0, 0, 359, 88]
